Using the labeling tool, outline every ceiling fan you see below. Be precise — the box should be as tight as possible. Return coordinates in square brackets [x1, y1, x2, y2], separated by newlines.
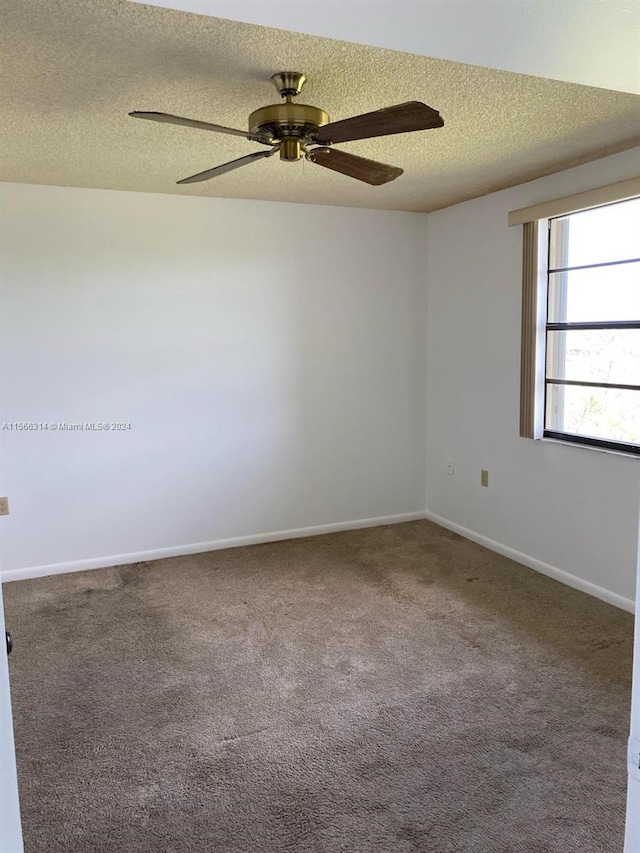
[129, 72, 444, 187]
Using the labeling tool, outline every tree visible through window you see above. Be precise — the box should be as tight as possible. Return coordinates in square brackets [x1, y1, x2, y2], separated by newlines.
[544, 198, 640, 453]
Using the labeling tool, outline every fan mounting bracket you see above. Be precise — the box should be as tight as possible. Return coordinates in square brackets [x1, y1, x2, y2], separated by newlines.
[271, 72, 306, 99]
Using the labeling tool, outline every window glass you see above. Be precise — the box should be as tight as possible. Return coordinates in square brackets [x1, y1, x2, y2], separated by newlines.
[547, 262, 640, 323]
[543, 196, 640, 452]
[545, 329, 640, 385]
[549, 198, 640, 269]
[545, 384, 640, 445]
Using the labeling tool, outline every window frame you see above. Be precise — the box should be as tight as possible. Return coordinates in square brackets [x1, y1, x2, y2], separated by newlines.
[511, 178, 640, 456]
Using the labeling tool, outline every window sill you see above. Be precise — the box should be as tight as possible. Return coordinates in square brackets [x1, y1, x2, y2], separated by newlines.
[537, 436, 640, 460]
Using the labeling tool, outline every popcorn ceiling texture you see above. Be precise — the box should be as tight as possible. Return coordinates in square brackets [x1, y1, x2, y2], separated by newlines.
[1, 0, 640, 212]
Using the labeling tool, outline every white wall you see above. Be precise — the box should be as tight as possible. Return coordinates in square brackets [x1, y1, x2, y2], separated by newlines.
[0, 183, 428, 577]
[135, 0, 640, 95]
[425, 147, 640, 609]
[0, 585, 23, 852]
[625, 510, 640, 851]
[2, 151, 639, 604]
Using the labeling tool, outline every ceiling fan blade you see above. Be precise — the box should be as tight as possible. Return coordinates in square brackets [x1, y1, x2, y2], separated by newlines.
[176, 149, 277, 184]
[310, 101, 443, 145]
[307, 147, 402, 186]
[129, 111, 273, 144]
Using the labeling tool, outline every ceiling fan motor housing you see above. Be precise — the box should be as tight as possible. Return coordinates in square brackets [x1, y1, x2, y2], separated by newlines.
[248, 102, 330, 160]
[244, 71, 329, 160]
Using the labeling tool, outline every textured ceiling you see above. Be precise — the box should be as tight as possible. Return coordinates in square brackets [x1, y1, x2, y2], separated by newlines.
[1, 0, 640, 212]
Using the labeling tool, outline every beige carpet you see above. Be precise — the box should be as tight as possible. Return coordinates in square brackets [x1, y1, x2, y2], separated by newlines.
[4, 520, 633, 853]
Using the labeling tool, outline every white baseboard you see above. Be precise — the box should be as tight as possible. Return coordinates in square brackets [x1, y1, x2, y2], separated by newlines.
[0, 511, 426, 583]
[424, 511, 635, 614]
[4, 510, 634, 614]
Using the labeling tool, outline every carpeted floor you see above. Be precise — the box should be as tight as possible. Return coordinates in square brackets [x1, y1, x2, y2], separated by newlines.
[4, 520, 634, 853]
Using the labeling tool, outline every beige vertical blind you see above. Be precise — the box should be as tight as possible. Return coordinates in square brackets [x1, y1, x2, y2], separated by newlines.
[519, 221, 538, 439]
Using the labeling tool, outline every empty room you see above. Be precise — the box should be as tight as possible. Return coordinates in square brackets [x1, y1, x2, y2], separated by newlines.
[1, 1, 639, 851]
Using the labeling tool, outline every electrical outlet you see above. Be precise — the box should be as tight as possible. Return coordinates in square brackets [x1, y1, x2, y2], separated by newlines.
[445, 459, 454, 476]
[0, 496, 9, 515]
[481, 470, 489, 487]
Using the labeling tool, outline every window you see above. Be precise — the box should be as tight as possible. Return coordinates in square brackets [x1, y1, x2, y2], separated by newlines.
[510, 179, 640, 456]
[544, 199, 640, 452]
